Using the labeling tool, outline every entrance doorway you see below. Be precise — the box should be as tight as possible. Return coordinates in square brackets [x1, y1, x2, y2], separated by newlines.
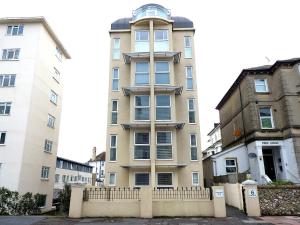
[262, 149, 276, 180]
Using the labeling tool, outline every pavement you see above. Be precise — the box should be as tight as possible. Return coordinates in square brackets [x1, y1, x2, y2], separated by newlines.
[0, 207, 299, 225]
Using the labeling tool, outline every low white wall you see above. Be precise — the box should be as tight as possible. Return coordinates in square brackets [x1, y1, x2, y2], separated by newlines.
[153, 200, 214, 217]
[82, 199, 140, 217]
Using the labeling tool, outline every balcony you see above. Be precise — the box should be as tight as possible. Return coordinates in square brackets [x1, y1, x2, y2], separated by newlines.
[123, 51, 181, 64]
[120, 163, 187, 169]
[121, 122, 185, 130]
[122, 85, 183, 96]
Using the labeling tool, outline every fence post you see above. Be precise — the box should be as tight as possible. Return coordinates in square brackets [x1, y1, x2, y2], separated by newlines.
[140, 187, 153, 218]
[212, 186, 226, 217]
[242, 180, 261, 217]
[69, 184, 84, 218]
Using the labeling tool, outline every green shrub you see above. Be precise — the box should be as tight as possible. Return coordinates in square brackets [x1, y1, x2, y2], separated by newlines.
[59, 184, 71, 213]
[0, 187, 43, 215]
[268, 180, 294, 186]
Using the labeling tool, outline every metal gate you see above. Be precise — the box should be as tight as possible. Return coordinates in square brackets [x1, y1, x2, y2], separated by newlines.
[242, 187, 247, 215]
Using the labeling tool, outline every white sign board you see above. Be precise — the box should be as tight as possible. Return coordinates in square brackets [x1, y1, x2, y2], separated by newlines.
[248, 189, 257, 198]
[215, 189, 224, 198]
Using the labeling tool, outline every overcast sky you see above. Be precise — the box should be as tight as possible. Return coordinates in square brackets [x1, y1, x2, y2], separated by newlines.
[1, 0, 300, 162]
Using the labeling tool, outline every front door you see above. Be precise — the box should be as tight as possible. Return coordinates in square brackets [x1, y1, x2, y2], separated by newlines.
[263, 149, 276, 180]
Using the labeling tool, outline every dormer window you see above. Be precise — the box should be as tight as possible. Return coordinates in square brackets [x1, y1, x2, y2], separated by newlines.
[146, 10, 157, 16]
[132, 4, 171, 21]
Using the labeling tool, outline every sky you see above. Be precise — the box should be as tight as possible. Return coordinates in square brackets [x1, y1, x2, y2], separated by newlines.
[1, 0, 300, 162]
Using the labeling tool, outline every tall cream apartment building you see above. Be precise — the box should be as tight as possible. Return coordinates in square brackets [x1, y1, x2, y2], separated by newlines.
[0, 17, 70, 211]
[105, 4, 203, 188]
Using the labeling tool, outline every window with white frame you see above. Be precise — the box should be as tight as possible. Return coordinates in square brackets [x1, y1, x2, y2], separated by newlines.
[184, 36, 192, 58]
[135, 173, 150, 186]
[109, 173, 116, 186]
[255, 79, 268, 93]
[0, 102, 11, 115]
[41, 166, 50, 179]
[259, 107, 274, 129]
[111, 100, 118, 124]
[112, 68, 119, 91]
[186, 66, 193, 90]
[157, 173, 172, 186]
[154, 30, 169, 51]
[135, 96, 150, 120]
[192, 172, 199, 186]
[156, 95, 171, 120]
[188, 99, 196, 123]
[2, 49, 20, 60]
[44, 139, 53, 153]
[113, 38, 120, 59]
[55, 47, 62, 61]
[135, 62, 149, 85]
[134, 132, 150, 159]
[0, 74, 16, 87]
[50, 90, 58, 104]
[225, 159, 237, 174]
[7, 25, 24, 36]
[53, 67, 60, 83]
[190, 134, 198, 160]
[62, 175, 66, 182]
[135, 30, 149, 52]
[156, 131, 172, 159]
[110, 135, 117, 161]
[55, 174, 59, 183]
[0, 132, 6, 145]
[155, 61, 169, 85]
[47, 114, 55, 128]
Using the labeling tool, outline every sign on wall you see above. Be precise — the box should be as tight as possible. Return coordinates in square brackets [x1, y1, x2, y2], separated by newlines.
[248, 189, 257, 198]
[215, 189, 224, 198]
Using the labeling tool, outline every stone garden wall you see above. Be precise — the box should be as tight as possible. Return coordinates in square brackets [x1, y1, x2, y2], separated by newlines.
[258, 186, 300, 216]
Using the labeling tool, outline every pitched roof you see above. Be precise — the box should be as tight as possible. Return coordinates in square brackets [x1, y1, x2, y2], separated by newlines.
[89, 151, 105, 162]
[216, 58, 300, 110]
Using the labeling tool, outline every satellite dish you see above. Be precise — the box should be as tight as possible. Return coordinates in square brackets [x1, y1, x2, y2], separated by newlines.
[248, 153, 257, 158]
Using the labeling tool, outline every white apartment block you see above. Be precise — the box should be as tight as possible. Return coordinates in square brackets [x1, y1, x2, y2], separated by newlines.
[203, 123, 222, 158]
[87, 148, 105, 186]
[54, 157, 92, 191]
[0, 17, 70, 211]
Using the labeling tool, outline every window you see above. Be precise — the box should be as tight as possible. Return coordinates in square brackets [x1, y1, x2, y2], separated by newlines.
[188, 99, 196, 123]
[135, 62, 149, 85]
[135, 96, 150, 120]
[157, 173, 172, 186]
[111, 100, 118, 124]
[50, 90, 58, 104]
[112, 38, 120, 60]
[156, 95, 171, 120]
[56, 47, 62, 61]
[112, 68, 119, 91]
[110, 135, 117, 161]
[186, 66, 193, 90]
[7, 25, 24, 36]
[109, 173, 116, 186]
[62, 175, 66, 182]
[0, 74, 16, 87]
[53, 67, 60, 83]
[47, 114, 55, 128]
[192, 172, 199, 186]
[2, 49, 20, 60]
[134, 132, 150, 159]
[135, 173, 150, 186]
[190, 134, 198, 160]
[0, 102, 11, 115]
[154, 30, 169, 51]
[156, 132, 172, 159]
[259, 107, 274, 129]
[184, 36, 192, 58]
[44, 139, 53, 153]
[226, 159, 237, 174]
[255, 79, 268, 93]
[155, 62, 169, 84]
[0, 132, 6, 145]
[41, 166, 50, 179]
[135, 30, 149, 52]
[55, 174, 59, 183]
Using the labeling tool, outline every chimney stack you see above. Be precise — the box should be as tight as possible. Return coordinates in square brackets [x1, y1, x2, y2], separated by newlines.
[92, 147, 96, 161]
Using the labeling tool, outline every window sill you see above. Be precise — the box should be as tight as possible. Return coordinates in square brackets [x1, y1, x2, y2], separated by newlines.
[47, 126, 55, 129]
[0, 86, 15, 88]
[44, 150, 52, 154]
[0, 114, 11, 116]
[109, 160, 117, 163]
[255, 91, 270, 94]
[110, 124, 118, 126]
[133, 159, 150, 161]
[0, 144, 6, 146]
[188, 123, 197, 125]
[41, 178, 49, 181]
[112, 90, 120, 92]
[156, 159, 173, 161]
[0, 59, 20, 61]
[190, 160, 199, 162]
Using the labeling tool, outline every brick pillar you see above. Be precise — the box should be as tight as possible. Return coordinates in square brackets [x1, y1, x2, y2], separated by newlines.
[242, 180, 261, 216]
[212, 186, 226, 217]
[69, 185, 84, 218]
